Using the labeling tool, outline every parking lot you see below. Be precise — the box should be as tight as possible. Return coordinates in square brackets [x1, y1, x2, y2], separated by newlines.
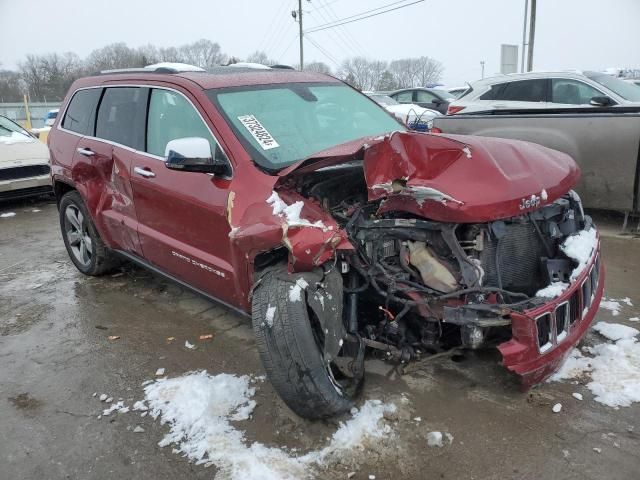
[0, 197, 638, 479]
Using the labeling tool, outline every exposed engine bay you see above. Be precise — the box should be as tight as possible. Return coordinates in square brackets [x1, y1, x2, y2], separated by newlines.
[291, 163, 591, 362]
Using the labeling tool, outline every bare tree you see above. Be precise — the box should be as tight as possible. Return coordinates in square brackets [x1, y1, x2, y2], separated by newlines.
[303, 61, 332, 75]
[19, 52, 83, 101]
[414, 56, 444, 86]
[0, 69, 24, 102]
[245, 51, 277, 66]
[177, 39, 227, 68]
[84, 43, 145, 73]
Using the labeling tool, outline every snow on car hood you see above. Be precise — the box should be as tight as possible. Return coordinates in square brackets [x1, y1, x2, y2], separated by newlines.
[364, 131, 580, 222]
[0, 132, 49, 167]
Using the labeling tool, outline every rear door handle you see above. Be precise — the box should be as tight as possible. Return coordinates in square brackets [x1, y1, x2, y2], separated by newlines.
[76, 147, 94, 157]
[134, 166, 156, 178]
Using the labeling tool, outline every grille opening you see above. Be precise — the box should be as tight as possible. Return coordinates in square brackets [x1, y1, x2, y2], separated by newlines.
[590, 265, 598, 298]
[582, 277, 592, 315]
[537, 313, 553, 352]
[569, 290, 581, 325]
[556, 303, 569, 342]
[0, 164, 50, 181]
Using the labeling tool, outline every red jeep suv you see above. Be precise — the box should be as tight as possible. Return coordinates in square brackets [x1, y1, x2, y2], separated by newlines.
[49, 65, 604, 419]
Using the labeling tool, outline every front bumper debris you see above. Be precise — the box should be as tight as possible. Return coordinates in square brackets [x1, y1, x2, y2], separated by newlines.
[498, 236, 604, 386]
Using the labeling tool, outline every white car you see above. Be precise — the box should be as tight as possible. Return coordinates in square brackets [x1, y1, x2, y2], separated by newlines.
[447, 71, 640, 115]
[0, 115, 52, 201]
[367, 93, 441, 130]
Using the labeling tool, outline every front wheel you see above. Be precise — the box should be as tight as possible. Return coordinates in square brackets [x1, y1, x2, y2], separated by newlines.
[252, 267, 362, 419]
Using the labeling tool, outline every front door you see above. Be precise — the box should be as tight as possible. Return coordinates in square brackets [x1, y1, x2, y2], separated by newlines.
[130, 87, 237, 305]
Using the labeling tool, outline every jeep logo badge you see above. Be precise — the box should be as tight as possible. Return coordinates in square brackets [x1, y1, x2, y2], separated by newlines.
[519, 194, 541, 210]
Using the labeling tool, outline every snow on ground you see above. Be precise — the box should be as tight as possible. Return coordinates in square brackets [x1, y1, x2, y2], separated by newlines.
[600, 299, 622, 316]
[592, 322, 639, 341]
[267, 191, 327, 230]
[1, 212, 16, 218]
[551, 322, 640, 407]
[140, 370, 398, 480]
[561, 228, 597, 281]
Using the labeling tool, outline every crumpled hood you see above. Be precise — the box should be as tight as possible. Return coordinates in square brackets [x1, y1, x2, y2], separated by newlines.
[364, 131, 580, 223]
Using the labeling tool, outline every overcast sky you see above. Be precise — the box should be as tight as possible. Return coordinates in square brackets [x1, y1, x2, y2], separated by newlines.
[1, 0, 639, 85]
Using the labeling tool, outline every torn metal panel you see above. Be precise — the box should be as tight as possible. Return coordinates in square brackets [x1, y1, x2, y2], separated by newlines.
[363, 131, 580, 222]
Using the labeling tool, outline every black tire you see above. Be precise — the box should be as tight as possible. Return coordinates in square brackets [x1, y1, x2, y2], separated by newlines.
[252, 268, 359, 419]
[59, 190, 120, 276]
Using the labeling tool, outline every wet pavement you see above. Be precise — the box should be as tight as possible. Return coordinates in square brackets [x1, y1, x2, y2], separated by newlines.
[1, 198, 639, 480]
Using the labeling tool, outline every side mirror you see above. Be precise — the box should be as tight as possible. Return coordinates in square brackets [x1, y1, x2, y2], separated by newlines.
[590, 96, 614, 107]
[165, 137, 229, 175]
[432, 98, 443, 106]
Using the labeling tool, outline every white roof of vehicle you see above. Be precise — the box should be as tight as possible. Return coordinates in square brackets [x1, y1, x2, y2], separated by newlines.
[469, 70, 595, 88]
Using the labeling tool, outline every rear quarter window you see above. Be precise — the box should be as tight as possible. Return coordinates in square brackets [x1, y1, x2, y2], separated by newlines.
[62, 88, 102, 135]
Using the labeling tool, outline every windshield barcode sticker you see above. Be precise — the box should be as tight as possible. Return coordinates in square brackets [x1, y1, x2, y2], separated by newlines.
[237, 115, 279, 150]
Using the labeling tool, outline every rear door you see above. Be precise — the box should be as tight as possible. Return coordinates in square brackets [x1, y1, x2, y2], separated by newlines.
[130, 86, 237, 305]
[88, 86, 148, 254]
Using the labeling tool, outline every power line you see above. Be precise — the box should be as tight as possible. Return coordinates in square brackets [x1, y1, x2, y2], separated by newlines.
[305, 34, 341, 68]
[305, 0, 425, 34]
[262, 0, 294, 54]
[307, 5, 362, 59]
[322, 0, 369, 58]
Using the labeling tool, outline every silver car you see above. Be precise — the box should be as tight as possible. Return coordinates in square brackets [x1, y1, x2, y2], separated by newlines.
[0, 115, 52, 201]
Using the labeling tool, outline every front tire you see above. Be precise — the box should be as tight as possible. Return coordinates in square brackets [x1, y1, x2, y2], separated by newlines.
[59, 191, 120, 276]
[252, 268, 360, 419]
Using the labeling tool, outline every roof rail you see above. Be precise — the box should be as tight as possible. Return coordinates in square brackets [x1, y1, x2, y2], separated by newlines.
[99, 63, 206, 75]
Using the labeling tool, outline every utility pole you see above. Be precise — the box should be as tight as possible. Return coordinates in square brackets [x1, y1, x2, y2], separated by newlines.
[527, 0, 536, 71]
[298, 0, 304, 70]
[521, 0, 528, 72]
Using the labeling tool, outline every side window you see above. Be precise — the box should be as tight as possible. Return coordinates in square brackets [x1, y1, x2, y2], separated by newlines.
[96, 87, 148, 150]
[498, 79, 547, 102]
[479, 84, 505, 100]
[62, 88, 102, 135]
[394, 91, 413, 103]
[552, 79, 603, 105]
[415, 90, 437, 102]
[147, 89, 225, 160]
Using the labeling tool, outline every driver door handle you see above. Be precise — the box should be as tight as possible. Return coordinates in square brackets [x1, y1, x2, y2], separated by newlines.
[134, 166, 156, 178]
[76, 147, 94, 157]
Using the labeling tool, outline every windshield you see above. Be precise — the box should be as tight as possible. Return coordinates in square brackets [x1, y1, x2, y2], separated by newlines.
[209, 83, 403, 171]
[586, 73, 640, 102]
[0, 116, 31, 139]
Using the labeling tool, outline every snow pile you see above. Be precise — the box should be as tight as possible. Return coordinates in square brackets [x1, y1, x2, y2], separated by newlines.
[103, 401, 130, 416]
[593, 322, 639, 341]
[599, 299, 622, 316]
[143, 371, 397, 479]
[536, 282, 569, 299]
[0, 131, 34, 144]
[551, 323, 640, 407]
[1, 212, 16, 218]
[267, 191, 327, 230]
[561, 228, 597, 280]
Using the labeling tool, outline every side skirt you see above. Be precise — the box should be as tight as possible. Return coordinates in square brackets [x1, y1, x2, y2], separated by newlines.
[114, 249, 250, 319]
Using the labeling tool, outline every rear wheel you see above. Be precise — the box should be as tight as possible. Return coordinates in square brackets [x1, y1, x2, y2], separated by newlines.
[59, 191, 120, 275]
[252, 268, 362, 419]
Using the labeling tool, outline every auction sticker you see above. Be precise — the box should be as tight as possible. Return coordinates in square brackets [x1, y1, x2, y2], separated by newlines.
[237, 115, 279, 150]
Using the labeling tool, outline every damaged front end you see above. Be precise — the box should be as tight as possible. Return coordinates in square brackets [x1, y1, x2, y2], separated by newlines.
[269, 131, 603, 387]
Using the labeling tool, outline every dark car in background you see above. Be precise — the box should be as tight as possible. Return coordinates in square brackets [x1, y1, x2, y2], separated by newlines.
[388, 87, 456, 114]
